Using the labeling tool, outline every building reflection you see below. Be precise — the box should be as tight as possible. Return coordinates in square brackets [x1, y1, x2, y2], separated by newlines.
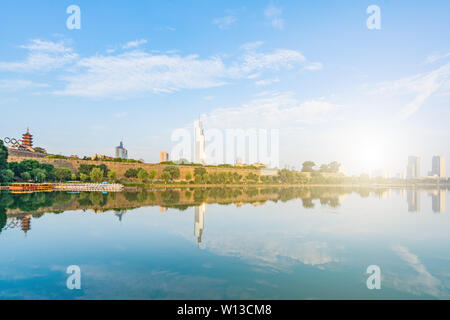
[430, 190, 446, 213]
[194, 203, 206, 246]
[407, 190, 421, 212]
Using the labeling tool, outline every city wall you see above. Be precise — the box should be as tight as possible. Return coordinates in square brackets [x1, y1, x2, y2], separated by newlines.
[6, 153, 270, 179]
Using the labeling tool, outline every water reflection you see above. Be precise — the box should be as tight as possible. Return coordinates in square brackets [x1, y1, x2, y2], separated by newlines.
[195, 203, 206, 246]
[407, 190, 421, 212]
[430, 190, 446, 213]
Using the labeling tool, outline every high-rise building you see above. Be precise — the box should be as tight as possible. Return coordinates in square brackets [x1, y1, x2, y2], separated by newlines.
[431, 155, 445, 177]
[160, 151, 169, 162]
[195, 117, 206, 165]
[407, 156, 421, 179]
[115, 141, 128, 159]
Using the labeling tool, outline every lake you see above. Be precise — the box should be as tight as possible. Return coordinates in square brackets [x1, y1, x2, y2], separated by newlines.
[0, 187, 449, 300]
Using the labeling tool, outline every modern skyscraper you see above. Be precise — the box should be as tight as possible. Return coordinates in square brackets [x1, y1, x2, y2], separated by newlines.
[160, 151, 169, 162]
[431, 155, 445, 177]
[195, 117, 206, 165]
[407, 156, 421, 179]
[115, 141, 128, 159]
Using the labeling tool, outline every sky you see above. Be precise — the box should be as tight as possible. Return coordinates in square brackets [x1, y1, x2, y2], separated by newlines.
[0, 0, 450, 175]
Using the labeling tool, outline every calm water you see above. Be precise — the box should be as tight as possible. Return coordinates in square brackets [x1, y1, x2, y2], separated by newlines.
[0, 187, 449, 300]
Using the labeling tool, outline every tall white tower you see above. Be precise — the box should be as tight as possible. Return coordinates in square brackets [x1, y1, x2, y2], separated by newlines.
[195, 117, 207, 164]
[194, 203, 206, 245]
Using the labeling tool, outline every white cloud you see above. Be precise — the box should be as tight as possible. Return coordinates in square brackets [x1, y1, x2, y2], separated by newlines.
[0, 79, 49, 91]
[255, 78, 280, 86]
[114, 112, 128, 118]
[426, 52, 450, 64]
[372, 62, 450, 119]
[56, 47, 318, 98]
[0, 39, 78, 72]
[241, 41, 264, 51]
[264, 4, 284, 30]
[390, 245, 448, 298]
[201, 92, 340, 129]
[213, 15, 237, 30]
[122, 39, 148, 50]
[304, 62, 323, 71]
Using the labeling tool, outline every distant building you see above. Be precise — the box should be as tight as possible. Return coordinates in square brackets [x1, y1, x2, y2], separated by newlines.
[92, 154, 114, 161]
[160, 151, 169, 162]
[22, 128, 33, 149]
[115, 141, 128, 159]
[431, 155, 445, 177]
[195, 118, 206, 164]
[407, 156, 421, 179]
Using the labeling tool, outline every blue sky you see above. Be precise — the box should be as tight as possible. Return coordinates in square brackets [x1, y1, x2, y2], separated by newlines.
[1, 0, 450, 175]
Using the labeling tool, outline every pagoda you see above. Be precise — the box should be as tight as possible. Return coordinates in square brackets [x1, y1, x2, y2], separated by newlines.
[21, 128, 33, 150]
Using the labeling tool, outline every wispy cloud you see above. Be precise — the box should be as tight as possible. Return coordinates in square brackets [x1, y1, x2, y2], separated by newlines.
[0, 39, 78, 72]
[0, 79, 49, 91]
[255, 78, 280, 86]
[213, 15, 237, 30]
[426, 52, 450, 64]
[122, 39, 148, 50]
[264, 4, 284, 30]
[372, 62, 450, 119]
[390, 245, 448, 298]
[201, 92, 340, 129]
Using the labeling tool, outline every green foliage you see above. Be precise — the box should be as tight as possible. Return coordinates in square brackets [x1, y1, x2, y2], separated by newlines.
[79, 164, 109, 177]
[90, 168, 104, 183]
[108, 170, 117, 182]
[185, 172, 192, 181]
[54, 168, 72, 181]
[21, 172, 32, 181]
[194, 167, 207, 176]
[149, 170, 157, 180]
[0, 169, 14, 184]
[163, 166, 180, 180]
[80, 173, 89, 182]
[302, 161, 316, 172]
[124, 168, 138, 178]
[137, 168, 149, 182]
[0, 140, 8, 171]
[161, 171, 171, 183]
[46, 154, 68, 159]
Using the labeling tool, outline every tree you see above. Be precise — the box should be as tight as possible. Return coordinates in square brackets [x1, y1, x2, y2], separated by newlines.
[80, 173, 89, 182]
[194, 167, 206, 176]
[0, 140, 8, 171]
[163, 166, 180, 181]
[90, 168, 104, 183]
[31, 168, 46, 182]
[21, 172, 32, 181]
[54, 168, 72, 181]
[202, 173, 210, 184]
[125, 168, 138, 178]
[161, 172, 171, 183]
[185, 172, 192, 181]
[328, 161, 341, 173]
[108, 170, 117, 182]
[302, 161, 316, 172]
[137, 168, 149, 183]
[0, 169, 14, 185]
[33, 147, 47, 154]
[319, 164, 329, 173]
[149, 170, 157, 181]
[71, 174, 77, 181]
[194, 173, 203, 184]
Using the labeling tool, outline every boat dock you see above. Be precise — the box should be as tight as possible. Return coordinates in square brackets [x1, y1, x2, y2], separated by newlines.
[53, 183, 124, 192]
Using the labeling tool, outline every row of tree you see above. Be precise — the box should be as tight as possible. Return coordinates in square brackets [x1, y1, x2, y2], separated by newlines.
[301, 161, 342, 173]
